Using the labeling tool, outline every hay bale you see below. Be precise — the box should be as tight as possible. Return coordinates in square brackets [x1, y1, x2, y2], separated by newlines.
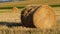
[33, 5, 56, 30]
[21, 5, 39, 28]
[21, 5, 56, 29]
[12, 7, 19, 13]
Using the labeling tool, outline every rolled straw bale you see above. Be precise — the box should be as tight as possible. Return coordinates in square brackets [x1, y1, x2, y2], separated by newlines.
[12, 7, 19, 13]
[21, 5, 56, 29]
[33, 5, 56, 30]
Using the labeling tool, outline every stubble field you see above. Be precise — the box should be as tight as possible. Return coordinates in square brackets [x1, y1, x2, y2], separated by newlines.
[0, 7, 59, 34]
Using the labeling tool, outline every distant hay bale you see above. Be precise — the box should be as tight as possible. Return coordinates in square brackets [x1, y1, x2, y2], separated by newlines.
[12, 7, 19, 13]
[21, 5, 56, 30]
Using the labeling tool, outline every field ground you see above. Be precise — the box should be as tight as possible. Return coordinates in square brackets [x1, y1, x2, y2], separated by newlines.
[0, 0, 60, 9]
[0, 0, 60, 7]
[0, 7, 59, 34]
[0, 0, 60, 33]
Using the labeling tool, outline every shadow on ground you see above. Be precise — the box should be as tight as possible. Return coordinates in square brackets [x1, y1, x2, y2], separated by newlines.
[0, 22, 22, 27]
[0, 22, 36, 28]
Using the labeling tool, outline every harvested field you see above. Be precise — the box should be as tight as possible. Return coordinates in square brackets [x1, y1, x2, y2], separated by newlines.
[0, 13, 20, 23]
[0, 7, 59, 34]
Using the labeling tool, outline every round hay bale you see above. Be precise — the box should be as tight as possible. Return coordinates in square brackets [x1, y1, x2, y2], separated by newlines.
[33, 5, 56, 30]
[12, 7, 19, 13]
[21, 5, 56, 29]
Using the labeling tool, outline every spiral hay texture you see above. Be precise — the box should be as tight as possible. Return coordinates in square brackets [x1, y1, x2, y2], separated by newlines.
[21, 5, 56, 30]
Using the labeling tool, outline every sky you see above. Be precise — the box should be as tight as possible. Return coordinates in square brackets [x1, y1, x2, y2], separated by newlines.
[0, 0, 9, 1]
[0, 0, 21, 2]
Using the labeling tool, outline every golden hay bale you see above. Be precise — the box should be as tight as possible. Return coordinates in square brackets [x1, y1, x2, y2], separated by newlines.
[12, 7, 19, 13]
[33, 5, 56, 30]
[21, 5, 56, 29]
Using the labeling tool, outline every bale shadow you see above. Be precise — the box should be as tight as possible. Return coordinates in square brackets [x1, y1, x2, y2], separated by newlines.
[0, 22, 22, 27]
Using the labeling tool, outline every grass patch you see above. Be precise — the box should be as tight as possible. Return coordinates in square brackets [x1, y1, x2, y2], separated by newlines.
[0, 4, 60, 9]
[0, 6, 25, 9]
[50, 5, 60, 7]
